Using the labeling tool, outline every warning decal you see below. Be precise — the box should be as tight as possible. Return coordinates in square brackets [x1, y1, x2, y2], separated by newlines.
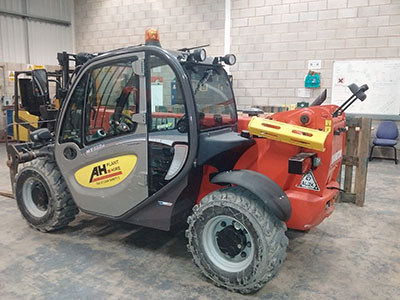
[74, 155, 137, 189]
[8, 71, 15, 82]
[296, 170, 320, 191]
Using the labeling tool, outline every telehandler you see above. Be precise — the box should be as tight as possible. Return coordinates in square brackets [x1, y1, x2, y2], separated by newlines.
[6, 29, 368, 294]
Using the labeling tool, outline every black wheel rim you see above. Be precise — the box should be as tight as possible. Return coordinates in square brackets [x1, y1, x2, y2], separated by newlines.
[202, 215, 254, 272]
[22, 178, 49, 218]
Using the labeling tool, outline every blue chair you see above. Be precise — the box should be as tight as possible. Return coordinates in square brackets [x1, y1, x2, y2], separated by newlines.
[369, 121, 398, 164]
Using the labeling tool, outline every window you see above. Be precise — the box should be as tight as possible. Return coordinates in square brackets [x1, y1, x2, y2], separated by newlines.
[59, 58, 140, 147]
[59, 74, 87, 146]
[184, 64, 237, 130]
[147, 55, 188, 196]
[84, 59, 139, 144]
[148, 55, 186, 132]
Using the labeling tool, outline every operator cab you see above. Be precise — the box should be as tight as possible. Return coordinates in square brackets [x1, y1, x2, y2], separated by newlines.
[50, 28, 252, 230]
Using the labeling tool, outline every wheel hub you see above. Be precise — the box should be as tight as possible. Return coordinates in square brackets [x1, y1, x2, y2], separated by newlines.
[216, 225, 247, 258]
[202, 215, 254, 273]
[22, 178, 49, 218]
[32, 182, 48, 211]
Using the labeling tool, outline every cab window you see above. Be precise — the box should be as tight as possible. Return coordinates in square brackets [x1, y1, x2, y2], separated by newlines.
[59, 58, 140, 147]
[85, 60, 139, 144]
[184, 64, 237, 130]
[147, 54, 188, 195]
[148, 55, 185, 132]
[59, 74, 87, 146]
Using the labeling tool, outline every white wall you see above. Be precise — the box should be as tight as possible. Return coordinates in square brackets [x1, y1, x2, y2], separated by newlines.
[0, 0, 74, 65]
[0, 0, 27, 64]
[229, 0, 400, 109]
[74, 0, 225, 56]
[74, 0, 400, 109]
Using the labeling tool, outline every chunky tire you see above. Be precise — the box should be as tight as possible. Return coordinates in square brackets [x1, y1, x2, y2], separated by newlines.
[15, 158, 79, 232]
[186, 186, 288, 294]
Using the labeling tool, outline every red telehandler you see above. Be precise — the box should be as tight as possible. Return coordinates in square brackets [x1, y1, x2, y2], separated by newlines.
[6, 29, 368, 293]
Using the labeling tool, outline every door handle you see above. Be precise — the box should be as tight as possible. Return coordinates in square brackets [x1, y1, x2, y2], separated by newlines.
[63, 147, 77, 160]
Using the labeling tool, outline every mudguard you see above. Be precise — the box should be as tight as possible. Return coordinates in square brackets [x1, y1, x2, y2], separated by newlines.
[211, 170, 292, 222]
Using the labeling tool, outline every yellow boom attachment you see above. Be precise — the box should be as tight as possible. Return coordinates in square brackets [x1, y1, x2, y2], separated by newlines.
[248, 117, 329, 152]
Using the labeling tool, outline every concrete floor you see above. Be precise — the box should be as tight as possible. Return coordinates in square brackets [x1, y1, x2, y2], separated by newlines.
[0, 144, 399, 300]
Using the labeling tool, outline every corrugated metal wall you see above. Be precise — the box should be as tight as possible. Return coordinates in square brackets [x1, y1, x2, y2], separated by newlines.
[0, 0, 27, 64]
[0, 0, 73, 65]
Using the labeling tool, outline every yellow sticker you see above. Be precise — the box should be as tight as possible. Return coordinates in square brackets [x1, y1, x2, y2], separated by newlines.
[74, 155, 137, 188]
[325, 119, 332, 132]
[8, 71, 14, 82]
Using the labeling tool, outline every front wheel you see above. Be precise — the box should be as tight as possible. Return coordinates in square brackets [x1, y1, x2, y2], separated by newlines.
[15, 158, 79, 232]
[186, 186, 288, 294]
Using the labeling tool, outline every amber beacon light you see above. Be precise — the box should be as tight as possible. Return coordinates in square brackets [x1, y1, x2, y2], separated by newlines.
[145, 28, 161, 47]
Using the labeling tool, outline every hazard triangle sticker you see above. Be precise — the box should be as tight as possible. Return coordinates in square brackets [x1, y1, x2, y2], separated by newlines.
[296, 170, 320, 191]
[8, 71, 14, 82]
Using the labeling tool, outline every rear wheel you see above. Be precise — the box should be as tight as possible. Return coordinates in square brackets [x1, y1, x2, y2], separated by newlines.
[186, 186, 288, 294]
[15, 158, 79, 232]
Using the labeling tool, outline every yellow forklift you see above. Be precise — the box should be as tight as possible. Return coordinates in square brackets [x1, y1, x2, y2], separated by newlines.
[12, 52, 91, 141]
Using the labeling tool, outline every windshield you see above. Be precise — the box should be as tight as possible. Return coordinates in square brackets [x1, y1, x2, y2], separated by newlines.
[184, 64, 237, 130]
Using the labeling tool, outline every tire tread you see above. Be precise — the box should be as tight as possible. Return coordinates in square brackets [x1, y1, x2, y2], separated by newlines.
[16, 158, 78, 232]
[186, 186, 288, 294]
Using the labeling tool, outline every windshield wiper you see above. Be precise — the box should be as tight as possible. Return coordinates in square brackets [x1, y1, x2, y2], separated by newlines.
[194, 69, 213, 95]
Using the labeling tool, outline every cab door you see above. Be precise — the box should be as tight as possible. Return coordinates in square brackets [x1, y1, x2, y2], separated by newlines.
[55, 52, 148, 217]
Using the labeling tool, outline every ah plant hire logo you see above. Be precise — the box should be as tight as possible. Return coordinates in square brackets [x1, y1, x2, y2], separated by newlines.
[89, 160, 122, 183]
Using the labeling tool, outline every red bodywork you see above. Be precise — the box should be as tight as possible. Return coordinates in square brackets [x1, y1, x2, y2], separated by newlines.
[92, 104, 346, 231]
[198, 105, 346, 231]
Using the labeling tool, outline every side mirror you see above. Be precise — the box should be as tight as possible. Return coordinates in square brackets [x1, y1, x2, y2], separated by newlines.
[348, 83, 368, 102]
[32, 69, 49, 98]
[331, 83, 369, 117]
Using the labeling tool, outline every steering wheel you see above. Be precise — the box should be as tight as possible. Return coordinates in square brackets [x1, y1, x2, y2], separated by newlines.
[109, 113, 135, 134]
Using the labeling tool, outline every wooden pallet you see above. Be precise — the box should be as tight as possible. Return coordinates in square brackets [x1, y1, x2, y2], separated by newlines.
[337, 117, 372, 206]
